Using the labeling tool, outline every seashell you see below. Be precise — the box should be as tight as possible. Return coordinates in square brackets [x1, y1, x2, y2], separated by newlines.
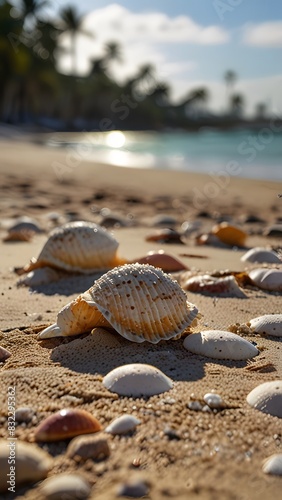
[0, 346, 11, 361]
[246, 380, 282, 417]
[248, 314, 282, 337]
[248, 268, 282, 291]
[134, 250, 187, 271]
[34, 409, 102, 442]
[103, 363, 173, 397]
[17, 221, 125, 275]
[105, 415, 141, 435]
[183, 330, 259, 360]
[38, 263, 198, 342]
[241, 247, 281, 264]
[182, 274, 246, 298]
[3, 217, 44, 242]
[66, 433, 110, 460]
[150, 214, 177, 227]
[203, 393, 224, 409]
[17, 267, 60, 287]
[264, 224, 282, 238]
[262, 454, 282, 476]
[39, 473, 91, 499]
[212, 222, 247, 247]
[145, 228, 183, 244]
[0, 439, 52, 492]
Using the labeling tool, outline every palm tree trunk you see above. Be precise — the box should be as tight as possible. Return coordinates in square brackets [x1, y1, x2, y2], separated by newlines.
[71, 32, 76, 76]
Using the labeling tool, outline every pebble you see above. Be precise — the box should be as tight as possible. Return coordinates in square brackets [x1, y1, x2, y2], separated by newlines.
[39, 473, 91, 499]
[0, 440, 52, 492]
[105, 415, 141, 435]
[66, 433, 110, 460]
[15, 407, 34, 423]
[117, 477, 150, 498]
[264, 224, 282, 237]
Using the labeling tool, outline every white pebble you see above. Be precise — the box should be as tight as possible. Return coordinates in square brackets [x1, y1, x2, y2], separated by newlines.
[262, 454, 282, 476]
[203, 393, 223, 409]
[105, 415, 141, 435]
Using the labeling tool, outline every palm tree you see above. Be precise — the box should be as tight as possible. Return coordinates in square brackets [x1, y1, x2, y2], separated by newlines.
[104, 41, 122, 64]
[224, 70, 237, 111]
[60, 5, 92, 76]
[18, 0, 49, 21]
[230, 93, 244, 116]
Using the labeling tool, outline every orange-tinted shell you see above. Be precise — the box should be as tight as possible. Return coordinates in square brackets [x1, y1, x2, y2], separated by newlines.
[34, 409, 102, 442]
[212, 222, 247, 247]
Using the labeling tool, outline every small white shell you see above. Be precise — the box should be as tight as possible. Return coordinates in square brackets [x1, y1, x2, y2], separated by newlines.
[21, 221, 121, 274]
[105, 415, 141, 435]
[103, 363, 173, 397]
[203, 393, 223, 409]
[182, 274, 246, 298]
[246, 380, 282, 418]
[17, 267, 60, 287]
[248, 268, 282, 291]
[39, 263, 199, 343]
[241, 247, 281, 263]
[183, 330, 259, 360]
[249, 314, 282, 337]
[262, 454, 282, 476]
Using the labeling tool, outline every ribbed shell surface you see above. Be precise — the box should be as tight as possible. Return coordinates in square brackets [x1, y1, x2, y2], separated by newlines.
[86, 263, 198, 343]
[37, 221, 119, 272]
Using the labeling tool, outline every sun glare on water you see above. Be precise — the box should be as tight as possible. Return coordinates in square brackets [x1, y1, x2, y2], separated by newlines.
[106, 131, 126, 148]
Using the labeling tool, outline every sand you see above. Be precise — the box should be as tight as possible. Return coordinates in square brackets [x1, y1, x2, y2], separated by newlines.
[0, 135, 281, 499]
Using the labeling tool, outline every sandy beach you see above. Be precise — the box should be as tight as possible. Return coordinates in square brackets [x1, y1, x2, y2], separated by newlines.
[0, 136, 281, 499]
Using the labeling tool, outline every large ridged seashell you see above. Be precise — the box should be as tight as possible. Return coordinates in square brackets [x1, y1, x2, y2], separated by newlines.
[248, 314, 282, 337]
[0, 439, 52, 492]
[183, 330, 259, 360]
[246, 380, 282, 417]
[248, 268, 282, 291]
[34, 409, 102, 442]
[38, 263, 199, 343]
[262, 454, 282, 476]
[103, 363, 173, 397]
[212, 222, 247, 247]
[18, 221, 124, 275]
[105, 415, 141, 435]
[241, 247, 281, 263]
[39, 474, 91, 499]
[181, 274, 246, 298]
[66, 433, 110, 460]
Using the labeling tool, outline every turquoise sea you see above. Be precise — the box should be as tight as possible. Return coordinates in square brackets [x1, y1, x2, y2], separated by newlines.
[48, 129, 282, 181]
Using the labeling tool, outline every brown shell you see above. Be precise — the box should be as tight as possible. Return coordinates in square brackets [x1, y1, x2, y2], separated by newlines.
[34, 409, 102, 442]
[212, 222, 247, 247]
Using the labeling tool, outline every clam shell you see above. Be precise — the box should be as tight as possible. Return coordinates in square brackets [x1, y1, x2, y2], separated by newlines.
[248, 268, 282, 291]
[0, 439, 52, 492]
[38, 263, 199, 343]
[246, 380, 282, 417]
[66, 433, 110, 460]
[183, 330, 259, 360]
[262, 454, 282, 476]
[241, 247, 281, 263]
[212, 222, 247, 247]
[249, 314, 282, 337]
[134, 251, 187, 271]
[34, 409, 102, 442]
[105, 415, 141, 435]
[182, 274, 246, 298]
[103, 363, 173, 397]
[0, 346, 11, 361]
[21, 221, 123, 274]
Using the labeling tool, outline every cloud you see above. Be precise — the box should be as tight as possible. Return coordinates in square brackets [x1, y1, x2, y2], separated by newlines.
[57, 3, 229, 77]
[243, 22, 282, 47]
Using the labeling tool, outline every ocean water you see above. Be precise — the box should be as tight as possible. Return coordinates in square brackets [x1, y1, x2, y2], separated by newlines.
[48, 129, 282, 181]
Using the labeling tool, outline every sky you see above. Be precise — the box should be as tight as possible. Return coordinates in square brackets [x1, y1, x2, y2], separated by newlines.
[30, 0, 282, 115]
